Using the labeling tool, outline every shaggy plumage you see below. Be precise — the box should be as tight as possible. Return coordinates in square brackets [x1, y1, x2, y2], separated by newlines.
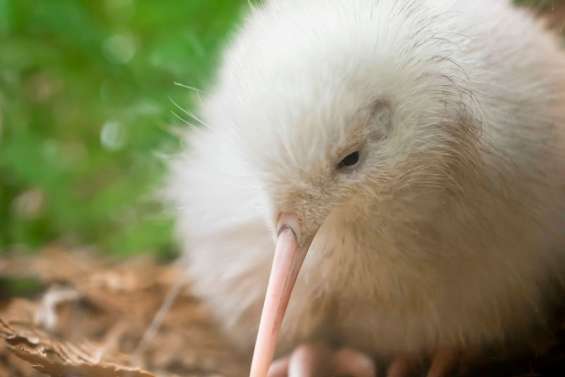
[166, 0, 565, 372]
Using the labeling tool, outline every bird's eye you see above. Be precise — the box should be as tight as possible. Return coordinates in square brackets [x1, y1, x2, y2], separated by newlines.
[337, 151, 360, 169]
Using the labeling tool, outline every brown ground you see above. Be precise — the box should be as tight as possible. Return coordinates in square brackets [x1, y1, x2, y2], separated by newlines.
[0, 247, 564, 377]
[0, 248, 248, 377]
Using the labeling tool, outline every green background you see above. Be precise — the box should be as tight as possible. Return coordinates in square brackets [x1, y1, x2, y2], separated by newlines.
[0, 0, 561, 258]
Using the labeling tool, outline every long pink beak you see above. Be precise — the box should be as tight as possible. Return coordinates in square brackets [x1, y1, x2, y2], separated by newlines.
[249, 215, 308, 377]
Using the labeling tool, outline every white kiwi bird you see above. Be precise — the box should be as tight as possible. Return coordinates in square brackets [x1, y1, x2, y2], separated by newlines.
[165, 0, 565, 376]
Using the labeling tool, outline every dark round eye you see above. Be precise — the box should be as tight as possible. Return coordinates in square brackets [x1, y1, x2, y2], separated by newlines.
[337, 151, 360, 169]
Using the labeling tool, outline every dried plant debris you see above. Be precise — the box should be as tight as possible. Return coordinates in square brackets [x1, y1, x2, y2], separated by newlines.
[0, 248, 564, 377]
[0, 319, 154, 377]
[0, 247, 248, 377]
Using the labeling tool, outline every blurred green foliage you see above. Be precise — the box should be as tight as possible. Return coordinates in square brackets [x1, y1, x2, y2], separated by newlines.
[0, 0, 248, 257]
[0, 0, 562, 258]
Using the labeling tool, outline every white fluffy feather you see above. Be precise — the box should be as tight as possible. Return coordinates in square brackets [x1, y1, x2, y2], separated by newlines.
[166, 0, 565, 360]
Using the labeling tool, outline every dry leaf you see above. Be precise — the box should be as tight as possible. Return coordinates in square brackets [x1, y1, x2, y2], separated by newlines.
[0, 248, 248, 377]
[0, 319, 155, 377]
